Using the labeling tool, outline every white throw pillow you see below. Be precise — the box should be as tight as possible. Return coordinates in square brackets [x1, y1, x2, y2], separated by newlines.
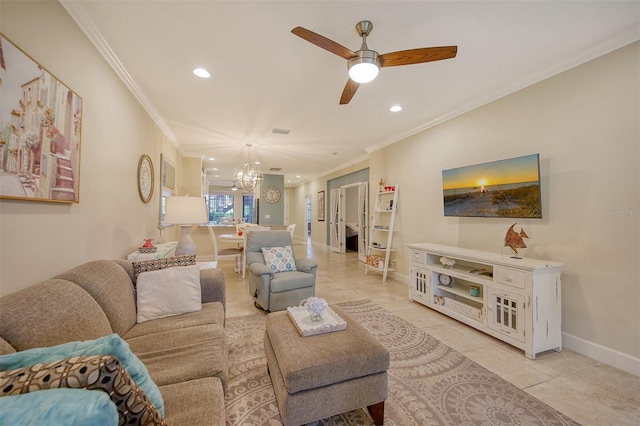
[136, 265, 202, 323]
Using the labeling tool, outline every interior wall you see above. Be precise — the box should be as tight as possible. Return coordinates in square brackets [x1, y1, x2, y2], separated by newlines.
[369, 42, 639, 362]
[0, 1, 179, 296]
[259, 174, 284, 225]
[289, 160, 369, 247]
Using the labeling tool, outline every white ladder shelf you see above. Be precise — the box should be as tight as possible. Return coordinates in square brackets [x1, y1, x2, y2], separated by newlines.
[365, 185, 398, 281]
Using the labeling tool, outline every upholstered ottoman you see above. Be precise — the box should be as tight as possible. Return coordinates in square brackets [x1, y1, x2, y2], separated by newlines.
[264, 305, 389, 426]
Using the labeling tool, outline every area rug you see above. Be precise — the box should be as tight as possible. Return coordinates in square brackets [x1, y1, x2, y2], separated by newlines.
[224, 299, 580, 425]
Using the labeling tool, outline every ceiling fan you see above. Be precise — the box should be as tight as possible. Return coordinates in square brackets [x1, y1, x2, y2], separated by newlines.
[291, 20, 457, 104]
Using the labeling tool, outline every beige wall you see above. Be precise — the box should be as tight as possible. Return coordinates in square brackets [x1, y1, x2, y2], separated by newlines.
[368, 43, 639, 363]
[0, 1, 179, 295]
[289, 160, 369, 246]
[290, 43, 639, 371]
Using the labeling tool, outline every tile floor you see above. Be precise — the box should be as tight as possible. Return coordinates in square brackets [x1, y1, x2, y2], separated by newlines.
[221, 241, 640, 426]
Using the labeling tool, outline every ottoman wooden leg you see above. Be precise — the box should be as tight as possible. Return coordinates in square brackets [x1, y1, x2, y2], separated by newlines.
[367, 401, 384, 425]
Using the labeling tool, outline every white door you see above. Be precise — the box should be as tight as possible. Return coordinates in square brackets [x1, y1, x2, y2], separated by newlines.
[329, 188, 344, 253]
[357, 182, 368, 262]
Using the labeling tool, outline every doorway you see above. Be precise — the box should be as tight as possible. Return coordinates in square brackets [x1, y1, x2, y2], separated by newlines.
[329, 182, 367, 262]
[305, 194, 312, 241]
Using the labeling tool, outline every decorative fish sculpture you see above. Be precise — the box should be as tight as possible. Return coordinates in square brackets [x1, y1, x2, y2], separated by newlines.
[504, 223, 529, 256]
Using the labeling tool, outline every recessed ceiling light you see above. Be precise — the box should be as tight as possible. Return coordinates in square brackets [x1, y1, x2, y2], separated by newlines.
[208, 157, 215, 161]
[390, 105, 402, 112]
[193, 68, 211, 78]
[254, 161, 260, 165]
[296, 175, 301, 178]
[210, 167, 218, 171]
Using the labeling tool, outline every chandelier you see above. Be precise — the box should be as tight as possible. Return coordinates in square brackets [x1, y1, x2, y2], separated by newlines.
[234, 144, 263, 191]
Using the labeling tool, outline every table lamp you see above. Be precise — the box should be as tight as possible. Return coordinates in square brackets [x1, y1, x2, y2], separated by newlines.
[164, 196, 208, 256]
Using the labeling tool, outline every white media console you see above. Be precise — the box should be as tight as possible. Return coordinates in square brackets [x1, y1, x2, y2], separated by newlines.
[408, 242, 564, 359]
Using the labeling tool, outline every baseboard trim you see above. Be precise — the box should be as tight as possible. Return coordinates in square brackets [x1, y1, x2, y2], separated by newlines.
[562, 332, 640, 377]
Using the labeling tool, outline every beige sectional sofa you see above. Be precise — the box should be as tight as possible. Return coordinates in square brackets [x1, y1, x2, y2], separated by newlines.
[0, 259, 228, 425]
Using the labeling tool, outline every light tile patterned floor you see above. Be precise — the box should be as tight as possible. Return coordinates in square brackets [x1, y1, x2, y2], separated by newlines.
[221, 241, 640, 426]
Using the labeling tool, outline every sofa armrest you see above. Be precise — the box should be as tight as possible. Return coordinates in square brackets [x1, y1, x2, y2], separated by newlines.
[296, 258, 318, 274]
[200, 268, 226, 307]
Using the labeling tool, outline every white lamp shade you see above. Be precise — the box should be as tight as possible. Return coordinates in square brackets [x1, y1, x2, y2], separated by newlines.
[165, 196, 207, 225]
[348, 62, 379, 84]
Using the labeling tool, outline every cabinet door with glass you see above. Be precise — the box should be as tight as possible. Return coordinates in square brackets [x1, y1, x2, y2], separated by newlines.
[486, 288, 525, 343]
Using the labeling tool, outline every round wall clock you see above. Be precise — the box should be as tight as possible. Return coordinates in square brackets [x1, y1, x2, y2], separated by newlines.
[263, 185, 281, 204]
[137, 154, 154, 203]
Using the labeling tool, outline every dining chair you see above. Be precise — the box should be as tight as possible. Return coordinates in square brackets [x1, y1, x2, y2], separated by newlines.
[287, 224, 296, 241]
[207, 226, 243, 271]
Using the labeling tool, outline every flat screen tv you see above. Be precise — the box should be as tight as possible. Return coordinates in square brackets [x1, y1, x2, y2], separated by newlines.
[442, 154, 542, 218]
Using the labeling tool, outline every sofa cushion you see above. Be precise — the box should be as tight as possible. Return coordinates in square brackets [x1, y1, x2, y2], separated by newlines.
[55, 260, 137, 336]
[0, 334, 164, 416]
[0, 388, 118, 426]
[160, 378, 225, 426]
[262, 245, 297, 272]
[126, 323, 228, 390]
[0, 337, 16, 355]
[136, 265, 202, 323]
[0, 279, 112, 351]
[0, 355, 166, 425]
[124, 302, 224, 339]
[131, 254, 196, 284]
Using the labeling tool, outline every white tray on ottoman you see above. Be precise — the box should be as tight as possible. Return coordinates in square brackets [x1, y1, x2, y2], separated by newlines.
[265, 304, 389, 426]
[286, 305, 347, 337]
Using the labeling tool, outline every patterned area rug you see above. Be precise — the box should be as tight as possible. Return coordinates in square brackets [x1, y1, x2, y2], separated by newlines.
[224, 299, 580, 425]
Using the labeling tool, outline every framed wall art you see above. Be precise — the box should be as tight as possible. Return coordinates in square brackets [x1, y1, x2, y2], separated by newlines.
[0, 33, 83, 203]
[159, 153, 176, 227]
[317, 190, 325, 221]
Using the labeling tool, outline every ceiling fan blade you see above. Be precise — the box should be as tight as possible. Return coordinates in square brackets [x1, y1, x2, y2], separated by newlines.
[291, 26, 356, 60]
[339, 79, 360, 105]
[379, 46, 457, 67]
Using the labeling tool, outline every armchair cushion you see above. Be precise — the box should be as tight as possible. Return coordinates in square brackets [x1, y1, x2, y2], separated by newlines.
[270, 271, 316, 293]
[261, 245, 297, 272]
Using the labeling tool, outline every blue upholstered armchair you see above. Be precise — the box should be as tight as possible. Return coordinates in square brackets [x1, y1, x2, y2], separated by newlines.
[245, 230, 318, 312]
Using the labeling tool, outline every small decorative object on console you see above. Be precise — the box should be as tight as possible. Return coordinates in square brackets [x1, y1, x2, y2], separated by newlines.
[438, 273, 453, 287]
[139, 239, 157, 253]
[504, 222, 529, 259]
[439, 256, 455, 269]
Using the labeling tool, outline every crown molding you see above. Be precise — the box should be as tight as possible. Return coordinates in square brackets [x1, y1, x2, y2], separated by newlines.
[366, 24, 640, 154]
[60, 1, 181, 153]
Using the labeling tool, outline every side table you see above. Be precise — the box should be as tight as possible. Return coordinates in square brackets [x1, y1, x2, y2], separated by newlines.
[127, 241, 178, 261]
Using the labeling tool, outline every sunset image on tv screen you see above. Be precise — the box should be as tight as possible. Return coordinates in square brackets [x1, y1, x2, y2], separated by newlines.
[442, 154, 542, 218]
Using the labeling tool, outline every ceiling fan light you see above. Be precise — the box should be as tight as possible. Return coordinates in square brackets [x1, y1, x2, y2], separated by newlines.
[348, 62, 379, 83]
[348, 50, 380, 84]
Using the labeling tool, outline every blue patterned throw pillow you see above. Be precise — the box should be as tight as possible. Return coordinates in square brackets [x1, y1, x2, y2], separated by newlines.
[261, 246, 297, 273]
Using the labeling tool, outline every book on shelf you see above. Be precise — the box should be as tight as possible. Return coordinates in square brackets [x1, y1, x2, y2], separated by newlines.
[467, 268, 493, 277]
